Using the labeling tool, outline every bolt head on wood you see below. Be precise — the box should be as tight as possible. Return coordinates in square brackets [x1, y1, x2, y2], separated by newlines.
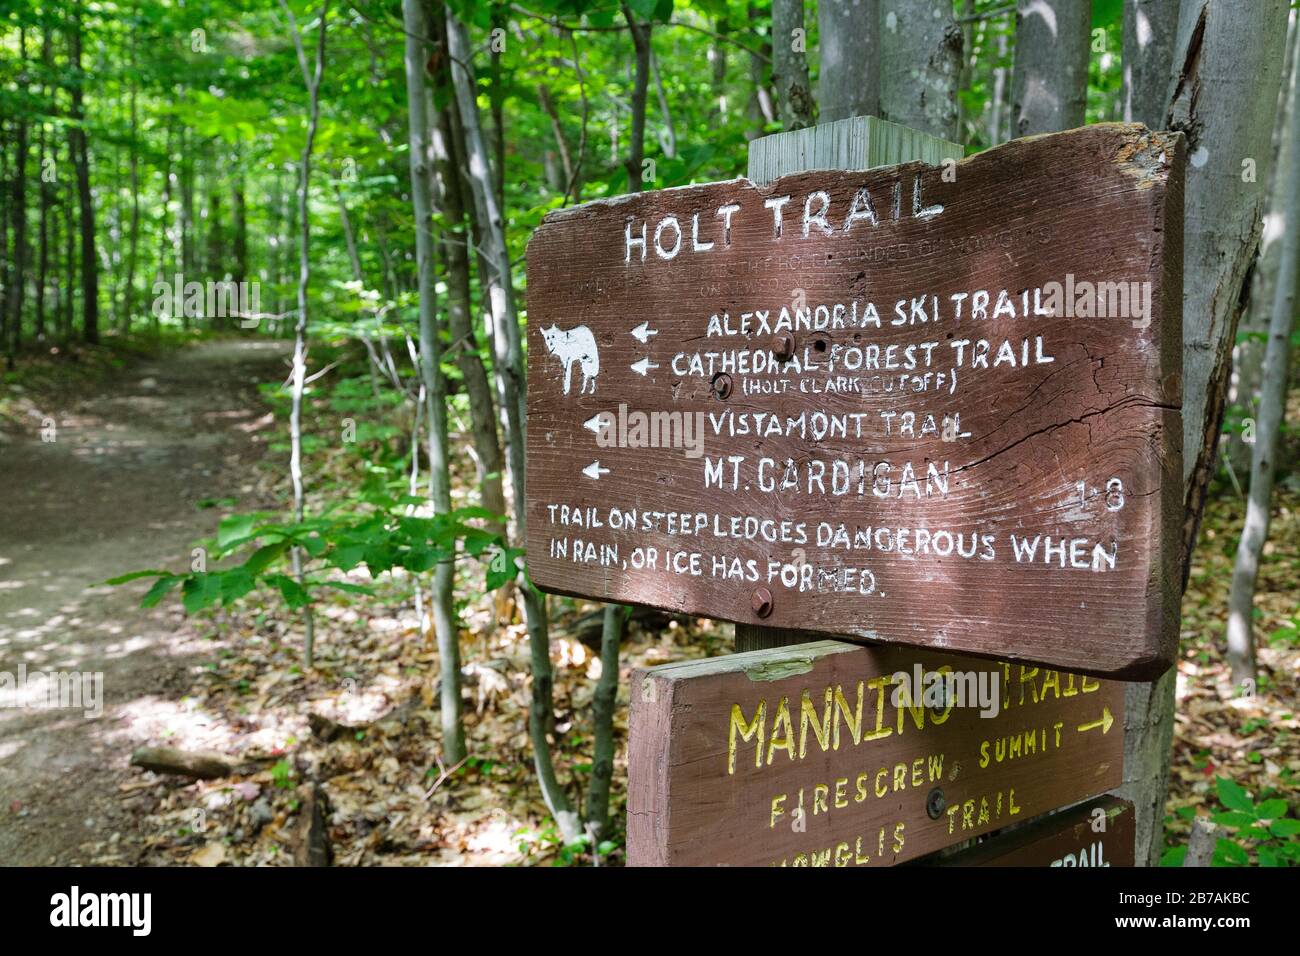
[711, 372, 733, 399]
[772, 332, 795, 361]
[750, 587, 773, 618]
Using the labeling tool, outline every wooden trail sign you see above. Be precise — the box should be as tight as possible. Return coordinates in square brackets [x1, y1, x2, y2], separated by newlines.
[931, 796, 1135, 867]
[626, 640, 1123, 867]
[524, 124, 1183, 678]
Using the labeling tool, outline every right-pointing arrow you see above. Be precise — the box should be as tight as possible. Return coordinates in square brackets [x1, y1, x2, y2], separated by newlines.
[1077, 706, 1114, 735]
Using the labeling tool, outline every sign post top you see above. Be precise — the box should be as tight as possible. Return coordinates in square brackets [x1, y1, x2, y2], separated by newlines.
[747, 114, 963, 185]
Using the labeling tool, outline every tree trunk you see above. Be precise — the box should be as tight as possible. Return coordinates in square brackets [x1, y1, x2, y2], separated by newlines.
[771, 0, 814, 129]
[430, 8, 507, 539]
[445, 7, 581, 845]
[1226, 21, 1300, 688]
[746, 3, 776, 140]
[124, 45, 141, 330]
[1122, 0, 1179, 128]
[5, 29, 30, 363]
[622, 4, 652, 189]
[1116, 0, 1290, 868]
[281, 0, 330, 670]
[879, 0, 961, 140]
[586, 604, 624, 840]
[818, 0, 879, 122]
[1229, 8, 1298, 477]
[1010, 0, 1091, 137]
[69, 13, 97, 345]
[403, 0, 465, 764]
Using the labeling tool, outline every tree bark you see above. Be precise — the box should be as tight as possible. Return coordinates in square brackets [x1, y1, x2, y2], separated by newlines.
[1226, 21, 1300, 687]
[5, 28, 30, 363]
[1115, 0, 1290, 868]
[402, 0, 465, 764]
[430, 8, 507, 539]
[817, 0, 879, 122]
[68, 12, 98, 345]
[1228, 8, 1297, 476]
[745, 3, 776, 140]
[879, 0, 961, 140]
[445, 7, 581, 845]
[586, 604, 624, 839]
[622, 4, 652, 190]
[1010, 0, 1091, 138]
[771, 0, 814, 129]
[1122, 0, 1179, 128]
[281, 0, 330, 670]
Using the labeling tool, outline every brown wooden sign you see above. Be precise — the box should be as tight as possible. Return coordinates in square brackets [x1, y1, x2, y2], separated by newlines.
[525, 124, 1183, 678]
[931, 796, 1135, 867]
[627, 640, 1123, 867]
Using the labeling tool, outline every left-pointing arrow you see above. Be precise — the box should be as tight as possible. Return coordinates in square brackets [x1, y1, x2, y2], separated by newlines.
[583, 413, 607, 434]
[583, 461, 610, 480]
[631, 358, 659, 376]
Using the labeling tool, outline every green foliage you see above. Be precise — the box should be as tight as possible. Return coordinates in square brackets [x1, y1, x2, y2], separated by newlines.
[1162, 778, 1300, 866]
[107, 500, 514, 617]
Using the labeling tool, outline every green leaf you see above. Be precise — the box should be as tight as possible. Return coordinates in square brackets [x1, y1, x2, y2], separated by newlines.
[245, 540, 290, 575]
[220, 568, 257, 605]
[217, 513, 257, 549]
[181, 575, 224, 614]
[1159, 845, 1187, 867]
[1256, 799, 1289, 820]
[105, 569, 171, 585]
[1269, 818, 1300, 837]
[268, 574, 311, 609]
[1216, 777, 1255, 814]
[1210, 810, 1255, 828]
[140, 575, 182, 608]
[1214, 839, 1250, 866]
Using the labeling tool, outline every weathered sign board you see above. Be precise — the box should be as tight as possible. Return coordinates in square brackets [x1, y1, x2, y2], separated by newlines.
[931, 795, 1135, 867]
[525, 124, 1183, 678]
[627, 640, 1123, 867]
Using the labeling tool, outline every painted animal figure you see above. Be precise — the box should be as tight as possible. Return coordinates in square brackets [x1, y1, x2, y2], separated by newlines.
[540, 323, 600, 395]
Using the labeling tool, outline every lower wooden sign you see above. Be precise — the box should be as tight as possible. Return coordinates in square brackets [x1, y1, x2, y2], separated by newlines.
[930, 796, 1135, 867]
[627, 640, 1123, 867]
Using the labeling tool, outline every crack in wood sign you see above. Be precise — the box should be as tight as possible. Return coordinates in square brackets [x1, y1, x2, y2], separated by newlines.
[627, 641, 1124, 867]
[525, 124, 1184, 678]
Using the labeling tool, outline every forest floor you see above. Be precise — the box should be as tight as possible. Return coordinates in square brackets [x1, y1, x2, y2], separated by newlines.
[0, 338, 289, 864]
[0, 338, 1296, 866]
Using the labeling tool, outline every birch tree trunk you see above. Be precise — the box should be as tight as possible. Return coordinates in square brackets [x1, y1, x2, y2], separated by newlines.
[817, 0, 879, 122]
[402, 0, 464, 764]
[772, 0, 815, 129]
[1229, 9, 1298, 477]
[1010, 0, 1091, 138]
[1122, 0, 1179, 128]
[1116, 0, 1290, 867]
[1226, 22, 1300, 688]
[445, 8, 582, 844]
[879, 0, 961, 140]
[281, 0, 329, 670]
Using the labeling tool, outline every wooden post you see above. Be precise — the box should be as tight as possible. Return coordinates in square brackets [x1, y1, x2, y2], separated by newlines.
[736, 115, 962, 652]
